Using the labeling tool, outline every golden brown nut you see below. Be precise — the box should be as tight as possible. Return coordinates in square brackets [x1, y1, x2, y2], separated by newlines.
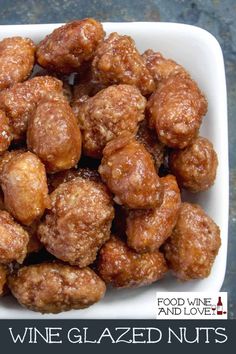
[0, 151, 50, 225]
[0, 37, 35, 91]
[169, 136, 218, 192]
[147, 75, 207, 148]
[99, 133, 163, 209]
[136, 120, 164, 171]
[0, 210, 29, 264]
[142, 49, 187, 85]
[36, 19, 105, 74]
[38, 177, 114, 267]
[92, 32, 155, 95]
[47, 167, 101, 193]
[0, 149, 24, 175]
[163, 202, 221, 280]
[76, 85, 146, 158]
[0, 264, 8, 296]
[97, 236, 168, 288]
[0, 76, 64, 140]
[31, 66, 73, 102]
[27, 98, 82, 173]
[8, 262, 106, 313]
[126, 175, 181, 253]
[0, 110, 12, 154]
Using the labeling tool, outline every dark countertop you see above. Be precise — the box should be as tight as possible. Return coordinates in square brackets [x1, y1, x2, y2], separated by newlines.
[0, 0, 235, 318]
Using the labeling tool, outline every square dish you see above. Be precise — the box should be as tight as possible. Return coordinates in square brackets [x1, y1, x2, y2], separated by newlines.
[0, 22, 228, 319]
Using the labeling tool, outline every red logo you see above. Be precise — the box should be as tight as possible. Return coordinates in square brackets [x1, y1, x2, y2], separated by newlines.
[211, 297, 227, 315]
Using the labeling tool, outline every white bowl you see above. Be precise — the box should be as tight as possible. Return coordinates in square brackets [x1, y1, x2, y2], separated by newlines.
[0, 22, 228, 319]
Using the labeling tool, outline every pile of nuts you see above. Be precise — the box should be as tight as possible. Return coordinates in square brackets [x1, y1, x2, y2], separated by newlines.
[0, 18, 220, 314]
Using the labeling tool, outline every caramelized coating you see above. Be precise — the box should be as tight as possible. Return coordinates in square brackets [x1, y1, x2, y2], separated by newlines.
[136, 120, 164, 171]
[71, 167, 100, 182]
[76, 85, 146, 158]
[38, 178, 114, 267]
[97, 236, 168, 288]
[0, 210, 29, 264]
[72, 62, 106, 112]
[126, 175, 181, 253]
[8, 262, 106, 313]
[142, 49, 187, 85]
[27, 236, 42, 254]
[0, 110, 12, 154]
[48, 167, 100, 193]
[36, 19, 105, 74]
[24, 221, 43, 254]
[169, 136, 218, 192]
[0, 264, 8, 296]
[0, 21, 221, 308]
[0, 151, 50, 225]
[92, 32, 155, 95]
[99, 133, 163, 209]
[31, 66, 73, 102]
[27, 98, 82, 173]
[0, 76, 64, 140]
[72, 79, 99, 109]
[147, 75, 207, 148]
[0, 37, 35, 91]
[0, 149, 24, 175]
[163, 203, 221, 280]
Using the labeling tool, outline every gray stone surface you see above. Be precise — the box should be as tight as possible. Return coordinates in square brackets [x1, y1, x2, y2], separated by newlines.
[0, 0, 235, 318]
